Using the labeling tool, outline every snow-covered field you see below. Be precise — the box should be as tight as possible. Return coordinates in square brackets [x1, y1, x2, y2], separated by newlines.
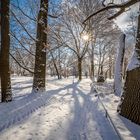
[0, 76, 139, 140]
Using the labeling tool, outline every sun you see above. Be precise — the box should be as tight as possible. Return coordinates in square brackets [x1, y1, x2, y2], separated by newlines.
[81, 34, 89, 41]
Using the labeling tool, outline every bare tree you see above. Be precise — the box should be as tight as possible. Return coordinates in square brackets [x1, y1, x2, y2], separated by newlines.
[51, 3, 90, 81]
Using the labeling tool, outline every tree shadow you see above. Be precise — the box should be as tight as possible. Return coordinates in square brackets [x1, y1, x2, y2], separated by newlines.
[42, 82, 119, 140]
[0, 81, 120, 140]
[92, 82, 140, 139]
[0, 82, 77, 132]
[118, 115, 140, 139]
[65, 83, 119, 140]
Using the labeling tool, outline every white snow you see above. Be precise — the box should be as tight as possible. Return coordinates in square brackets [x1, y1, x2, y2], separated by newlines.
[127, 49, 140, 70]
[114, 34, 125, 96]
[94, 81, 140, 140]
[0, 76, 139, 140]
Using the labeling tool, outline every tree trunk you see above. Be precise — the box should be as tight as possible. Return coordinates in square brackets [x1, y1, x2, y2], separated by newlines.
[78, 58, 82, 81]
[0, 0, 12, 102]
[58, 48, 62, 79]
[100, 65, 103, 75]
[109, 54, 112, 79]
[105, 69, 109, 79]
[90, 42, 94, 80]
[90, 60, 94, 78]
[123, 57, 127, 79]
[120, 68, 140, 125]
[114, 34, 125, 96]
[97, 65, 100, 78]
[50, 52, 60, 79]
[32, 0, 48, 92]
[120, 7, 140, 125]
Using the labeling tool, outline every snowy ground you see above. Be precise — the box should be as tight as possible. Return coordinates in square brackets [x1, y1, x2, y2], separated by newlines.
[94, 80, 140, 140]
[0, 76, 139, 140]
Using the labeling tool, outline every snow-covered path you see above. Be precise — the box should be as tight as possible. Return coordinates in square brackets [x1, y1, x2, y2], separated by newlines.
[0, 77, 119, 140]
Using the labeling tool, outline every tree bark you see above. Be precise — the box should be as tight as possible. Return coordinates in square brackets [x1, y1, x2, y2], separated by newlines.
[90, 59, 94, 78]
[100, 65, 103, 75]
[109, 54, 112, 79]
[58, 48, 62, 79]
[90, 42, 94, 80]
[32, 0, 48, 92]
[123, 57, 127, 79]
[0, 0, 12, 102]
[78, 57, 82, 81]
[120, 68, 140, 125]
[50, 51, 60, 79]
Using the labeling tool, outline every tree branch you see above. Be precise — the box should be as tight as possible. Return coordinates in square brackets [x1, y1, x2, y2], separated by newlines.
[10, 32, 35, 56]
[10, 3, 37, 22]
[11, 10, 37, 41]
[10, 53, 34, 74]
[83, 0, 139, 23]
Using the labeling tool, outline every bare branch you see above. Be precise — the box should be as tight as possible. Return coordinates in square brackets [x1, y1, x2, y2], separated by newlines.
[10, 53, 34, 74]
[10, 32, 35, 56]
[48, 14, 63, 18]
[10, 3, 36, 22]
[11, 10, 37, 41]
[83, 0, 139, 23]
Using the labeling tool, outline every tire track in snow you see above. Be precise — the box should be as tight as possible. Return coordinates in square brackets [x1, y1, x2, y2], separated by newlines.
[0, 93, 57, 132]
